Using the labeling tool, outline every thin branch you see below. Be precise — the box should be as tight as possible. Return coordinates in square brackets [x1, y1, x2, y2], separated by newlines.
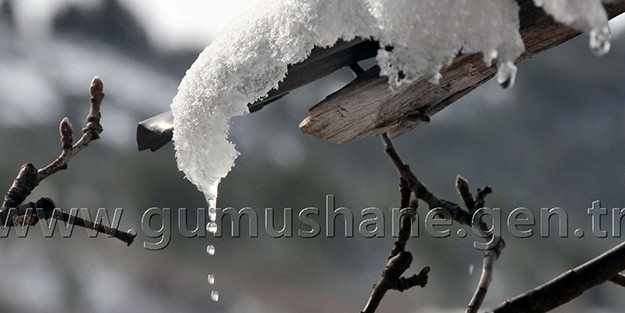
[380, 133, 472, 226]
[361, 177, 430, 313]
[379, 133, 504, 313]
[362, 252, 430, 313]
[4, 198, 135, 246]
[490, 241, 625, 313]
[467, 250, 498, 313]
[457, 175, 503, 313]
[58, 210, 135, 246]
[38, 77, 104, 180]
[0, 77, 135, 246]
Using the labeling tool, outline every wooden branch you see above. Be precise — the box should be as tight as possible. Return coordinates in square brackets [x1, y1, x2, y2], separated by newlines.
[5, 198, 135, 245]
[361, 178, 430, 313]
[467, 250, 499, 313]
[381, 133, 473, 227]
[300, 1, 625, 143]
[490, 242, 625, 312]
[364, 134, 503, 313]
[456, 176, 502, 313]
[0, 77, 135, 246]
[38, 78, 103, 181]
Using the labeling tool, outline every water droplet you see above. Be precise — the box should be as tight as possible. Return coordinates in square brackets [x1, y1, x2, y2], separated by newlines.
[207, 274, 215, 285]
[469, 264, 475, 275]
[590, 26, 610, 56]
[206, 222, 218, 234]
[496, 61, 517, 89]
[206, 245, 216, 255]
[211, 290, 220, 302]
[209, 207, 217, 222]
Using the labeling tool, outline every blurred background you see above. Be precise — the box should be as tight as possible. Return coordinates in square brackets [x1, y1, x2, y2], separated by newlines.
[1, 0, 625, 312]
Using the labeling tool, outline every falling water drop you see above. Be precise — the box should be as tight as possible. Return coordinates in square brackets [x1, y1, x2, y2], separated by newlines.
[590, 26, 610, 56]
[209, 207, 217, 222]
[207, 222, 218, 234]
[496, 61, 517, 89]
[206, 245, 216, 255]
[469, 263, 475, 275]
[211, 290, 220, 302]
[205, 196, 219, 302]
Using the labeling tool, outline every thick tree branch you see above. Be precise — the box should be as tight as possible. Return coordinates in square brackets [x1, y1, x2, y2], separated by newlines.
[0, 77, 135, 246]
[490, 242, 625, 312]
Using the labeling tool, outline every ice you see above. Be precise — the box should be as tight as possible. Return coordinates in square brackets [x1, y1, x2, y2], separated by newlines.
[496, 61, 518, 89]
[171, 0, 611, 206]
[590, 26, 611, 56]
[534, 0, 610, 55]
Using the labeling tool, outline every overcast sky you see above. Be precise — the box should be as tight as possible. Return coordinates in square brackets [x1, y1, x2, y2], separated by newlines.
[7, 0, 260, 50]
[8, 0, 625, 52]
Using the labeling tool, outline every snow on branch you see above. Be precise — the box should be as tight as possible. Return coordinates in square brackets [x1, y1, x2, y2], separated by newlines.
[170, 0, 624, 211]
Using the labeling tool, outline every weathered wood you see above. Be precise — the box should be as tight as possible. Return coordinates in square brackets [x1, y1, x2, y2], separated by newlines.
[300, 0, 625, 143]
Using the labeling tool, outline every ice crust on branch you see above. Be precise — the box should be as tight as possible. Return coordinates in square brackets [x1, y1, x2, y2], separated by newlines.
[170, 0, 612, 206]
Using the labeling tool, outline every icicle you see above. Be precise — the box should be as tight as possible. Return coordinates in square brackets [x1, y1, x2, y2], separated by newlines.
[496, 61, 517, 89]
[590, 25, 611, 56]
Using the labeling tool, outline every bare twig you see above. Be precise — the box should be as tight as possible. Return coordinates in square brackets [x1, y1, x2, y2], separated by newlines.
[38, 77, 104, 180]
[361, 177, 430, 313]
[362, 252, 430, 313]
[380, 133, 472, 226]
[467, 250, 499, 313]
[456, 176, 503, 313]
[0, 77, 135, 246]
[490, 241, 625, 313]
[375, 133, 504, 313]
[58, 210, 135, 246]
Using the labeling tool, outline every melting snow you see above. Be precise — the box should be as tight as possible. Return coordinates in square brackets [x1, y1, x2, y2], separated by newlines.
[170, 0, 614, 207]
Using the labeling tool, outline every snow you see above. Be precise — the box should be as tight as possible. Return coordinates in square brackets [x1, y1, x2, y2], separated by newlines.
[370, 0, 524, 86]
[534, 0, 611, 55]
[170, 0, 614, 208]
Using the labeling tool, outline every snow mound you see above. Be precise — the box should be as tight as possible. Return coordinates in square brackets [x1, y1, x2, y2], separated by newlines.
[171, 0, 613, 208]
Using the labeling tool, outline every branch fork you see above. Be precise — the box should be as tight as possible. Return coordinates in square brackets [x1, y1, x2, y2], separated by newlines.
[0, 77, 135, 246]
[362, 133, 503, 313]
